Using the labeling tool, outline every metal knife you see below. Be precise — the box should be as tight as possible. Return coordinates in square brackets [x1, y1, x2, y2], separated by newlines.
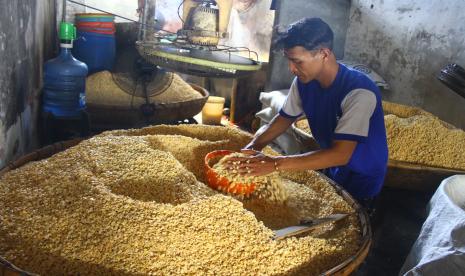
[273, 214, 349, 240]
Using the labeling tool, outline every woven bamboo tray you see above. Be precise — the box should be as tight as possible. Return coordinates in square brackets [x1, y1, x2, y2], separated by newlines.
[0, 256, 36, 276]
[0, 139, 371, 275]
[0, 139, 81, 276]
[292, 120, 465, 192]
[385, 160, 465, 191]
[317, 173, 372, 275]
[291, 120, 320, 151]
[86, 83, 209, 128]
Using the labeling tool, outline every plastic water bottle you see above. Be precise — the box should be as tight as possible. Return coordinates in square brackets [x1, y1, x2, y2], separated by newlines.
[42, 22, 88, 117]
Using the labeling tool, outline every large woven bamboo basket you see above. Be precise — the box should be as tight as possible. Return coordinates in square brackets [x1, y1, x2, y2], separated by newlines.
[0, 139, 81, 276]
[384, 160, 465, 191]
[86, 83, 209, 129]
[292, 120, 465, 192]
[292, 120, 320, 151]
[0, 139, 371, 275]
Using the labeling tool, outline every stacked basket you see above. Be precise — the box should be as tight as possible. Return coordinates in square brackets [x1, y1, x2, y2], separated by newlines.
[73, 13, 116, 74]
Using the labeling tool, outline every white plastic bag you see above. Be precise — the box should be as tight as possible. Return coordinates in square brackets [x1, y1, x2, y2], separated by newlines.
[400, 175, 465, 276]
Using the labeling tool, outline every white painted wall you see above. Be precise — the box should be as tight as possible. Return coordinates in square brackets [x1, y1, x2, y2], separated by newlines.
[85, 0, 139, 22]
[61, 0, 178, 33]
[345, 0, 465, 128]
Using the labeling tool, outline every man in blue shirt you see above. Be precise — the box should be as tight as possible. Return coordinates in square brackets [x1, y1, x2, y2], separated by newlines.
[230, 17, 388, 205]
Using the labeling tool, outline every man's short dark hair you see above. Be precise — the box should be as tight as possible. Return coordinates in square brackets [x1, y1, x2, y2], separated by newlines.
[273, 17, 334, 52]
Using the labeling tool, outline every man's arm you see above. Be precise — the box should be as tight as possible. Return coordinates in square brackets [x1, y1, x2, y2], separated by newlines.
[235, 140, 357, 176]
[234, 140, 357, 176]
[276, 140, 357, 171]
[243, 114, 295, 152]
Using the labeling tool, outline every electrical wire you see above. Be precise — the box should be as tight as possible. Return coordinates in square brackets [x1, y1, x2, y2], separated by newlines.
[67, 0, 260, 61]
[177, 0, 186, 25]
[164, 37, 259, 62]
[67, 0, 176, 34]
[67, 0, 260, 65]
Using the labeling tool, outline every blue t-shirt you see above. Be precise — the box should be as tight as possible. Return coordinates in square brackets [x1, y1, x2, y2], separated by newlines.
[279, 63, 388, 199]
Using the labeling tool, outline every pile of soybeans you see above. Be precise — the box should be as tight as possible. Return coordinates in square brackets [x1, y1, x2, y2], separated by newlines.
[0, 125, 360, 275]
[86, 71, 204, 107]
[295, 101, 465, 170]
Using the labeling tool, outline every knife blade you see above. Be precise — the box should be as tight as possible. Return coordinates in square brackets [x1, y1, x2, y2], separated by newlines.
[273, 214, 349, 240]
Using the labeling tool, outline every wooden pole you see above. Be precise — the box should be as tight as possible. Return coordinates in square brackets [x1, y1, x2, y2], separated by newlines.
[230, 78, 238, 123]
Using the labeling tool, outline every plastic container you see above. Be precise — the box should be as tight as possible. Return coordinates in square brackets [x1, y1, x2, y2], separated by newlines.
[76, 27, 116, 35]
[76, 19, 115, 35]
[76, 21, 115, 30]
[73, 31, 115, 74]
[73, 13, 115, 73]
[42, 22, 88, 117]
[202, 96, 225, 125]
[76, 21, 115, 28]
[75, 13, 115, 22]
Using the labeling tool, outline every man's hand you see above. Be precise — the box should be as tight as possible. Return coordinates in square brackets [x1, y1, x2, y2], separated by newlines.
[225, 154, 281, 177]
[240, 148, 261, 156]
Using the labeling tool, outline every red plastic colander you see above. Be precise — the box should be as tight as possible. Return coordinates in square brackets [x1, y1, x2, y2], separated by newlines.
[204, 150, 257, 196]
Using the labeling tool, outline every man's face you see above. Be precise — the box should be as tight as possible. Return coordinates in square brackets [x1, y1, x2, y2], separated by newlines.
[284, 46, 324, 84]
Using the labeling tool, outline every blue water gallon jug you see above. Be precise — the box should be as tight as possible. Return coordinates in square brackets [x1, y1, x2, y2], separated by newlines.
[42, 22, 88, 117]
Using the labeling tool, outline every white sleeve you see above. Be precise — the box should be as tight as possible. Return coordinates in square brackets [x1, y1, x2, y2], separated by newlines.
[280, 78, 304, 118]
[335, 89, 377, 137]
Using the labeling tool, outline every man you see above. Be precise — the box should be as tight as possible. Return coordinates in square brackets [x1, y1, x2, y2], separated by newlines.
[230, 17, 388, 205]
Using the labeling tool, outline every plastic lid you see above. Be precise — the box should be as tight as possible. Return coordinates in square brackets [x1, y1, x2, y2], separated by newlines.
[59, 22, 76, 40]
[75, 13, 115, 18]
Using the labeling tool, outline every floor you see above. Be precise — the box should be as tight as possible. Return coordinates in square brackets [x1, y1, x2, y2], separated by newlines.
[354, 187, 435, 276]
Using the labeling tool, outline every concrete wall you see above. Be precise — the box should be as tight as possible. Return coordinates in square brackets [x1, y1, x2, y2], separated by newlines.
[0, 0, 57, 168]
[345, 0, 465, 129]
[267, 0, 351, 90]
[62, 0, 137, 24]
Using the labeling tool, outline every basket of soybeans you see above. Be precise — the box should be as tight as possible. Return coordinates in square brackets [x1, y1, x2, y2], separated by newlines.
[293, 101, 465, 191]
[382, 101, 465, 191]
[292, 117, 320, 151]
[85, 71, 209, 128]
[0, 124, 370, 275]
